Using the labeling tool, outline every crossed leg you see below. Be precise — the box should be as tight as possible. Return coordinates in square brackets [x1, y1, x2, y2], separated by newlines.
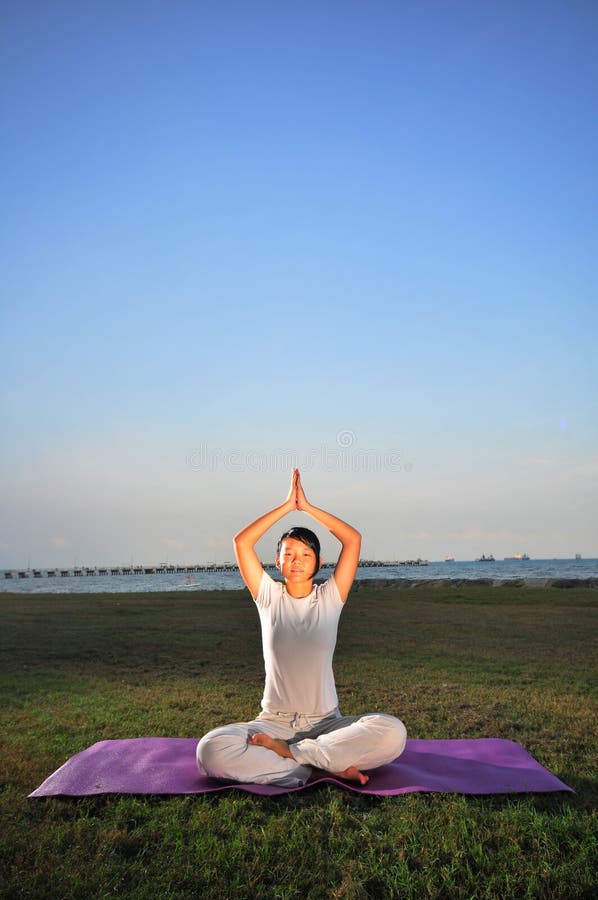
[249, 733, 370, 784]
[197, 713, 406, 788]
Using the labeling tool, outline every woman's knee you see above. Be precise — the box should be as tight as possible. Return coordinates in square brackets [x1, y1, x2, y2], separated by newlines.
[196, 729, 219, 775]
[386, 715, 407, 757]
[363, 713, 407, 759]
[196, 724, 246, 776]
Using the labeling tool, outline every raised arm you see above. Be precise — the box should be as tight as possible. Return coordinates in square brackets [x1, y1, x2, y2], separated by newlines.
[295, 471, 361, 602]
[233, 471, 298, 598]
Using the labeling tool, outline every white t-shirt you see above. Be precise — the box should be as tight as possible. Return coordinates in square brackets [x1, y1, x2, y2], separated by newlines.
[254, 570, 345, 716]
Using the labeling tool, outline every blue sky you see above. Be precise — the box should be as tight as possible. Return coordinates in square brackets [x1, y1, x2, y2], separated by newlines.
[1, 1, 597, 567]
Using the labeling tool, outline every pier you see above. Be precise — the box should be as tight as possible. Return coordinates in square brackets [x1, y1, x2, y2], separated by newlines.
[4, 563, 243, 579]
[2, 559, 416, 579]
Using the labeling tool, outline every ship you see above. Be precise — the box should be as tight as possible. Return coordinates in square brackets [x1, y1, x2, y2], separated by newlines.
[476, 554, 495, 562]
[504, 553, 530, 561]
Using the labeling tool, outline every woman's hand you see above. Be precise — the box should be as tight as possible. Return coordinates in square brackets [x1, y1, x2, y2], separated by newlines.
[284, 468, 299, 511]
[295, 470, 310, 511]
[283, 468, 309, 511]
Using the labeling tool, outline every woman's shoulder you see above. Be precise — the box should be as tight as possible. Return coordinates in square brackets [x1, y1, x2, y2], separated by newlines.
[315, 574, 344, 606]
[255, 569, 284, 607]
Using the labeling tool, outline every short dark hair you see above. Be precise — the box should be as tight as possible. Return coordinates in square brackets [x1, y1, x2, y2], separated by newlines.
[276, 526, 321, 576]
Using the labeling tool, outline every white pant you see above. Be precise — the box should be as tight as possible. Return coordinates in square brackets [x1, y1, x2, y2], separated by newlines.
[196, 709, 407, 787]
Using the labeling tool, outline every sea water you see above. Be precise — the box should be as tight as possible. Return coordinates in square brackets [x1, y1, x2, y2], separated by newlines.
[2, 559, 596, 594]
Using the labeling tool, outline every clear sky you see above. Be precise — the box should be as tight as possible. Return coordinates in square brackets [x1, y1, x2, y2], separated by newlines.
[1, 0, 597, 567]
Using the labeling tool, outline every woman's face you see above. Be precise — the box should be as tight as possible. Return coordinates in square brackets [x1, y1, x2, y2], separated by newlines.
[276, 537, 319, 581]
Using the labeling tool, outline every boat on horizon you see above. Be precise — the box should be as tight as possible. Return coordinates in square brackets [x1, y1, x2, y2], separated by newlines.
[444, 556, 455, 562]
[476, 554, 495, 562]
[504, 553, 530, 561]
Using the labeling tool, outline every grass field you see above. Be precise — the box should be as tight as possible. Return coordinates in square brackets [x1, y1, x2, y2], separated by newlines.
[1, 583, 597, 899]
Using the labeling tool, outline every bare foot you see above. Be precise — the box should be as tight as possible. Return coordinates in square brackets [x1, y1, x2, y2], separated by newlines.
[248, 733, 295, 759]
[309, 765, 370, 785]
[249, 734, 369, 784]
[331, 765, 370, 785]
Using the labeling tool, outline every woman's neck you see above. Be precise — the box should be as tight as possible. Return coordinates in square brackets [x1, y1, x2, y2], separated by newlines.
[284, 579, 314, 599]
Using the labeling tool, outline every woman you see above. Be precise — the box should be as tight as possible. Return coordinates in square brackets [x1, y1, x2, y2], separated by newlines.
[196, 469, 407, 787]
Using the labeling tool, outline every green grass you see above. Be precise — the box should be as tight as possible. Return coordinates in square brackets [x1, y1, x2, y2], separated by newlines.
[1, 584, 597, 898]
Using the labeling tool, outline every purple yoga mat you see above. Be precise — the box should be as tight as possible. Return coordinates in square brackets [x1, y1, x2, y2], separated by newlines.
[29, 738, 572, 798]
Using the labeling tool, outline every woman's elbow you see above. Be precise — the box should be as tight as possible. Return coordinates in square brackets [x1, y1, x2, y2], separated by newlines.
[233, 532, 252, 554]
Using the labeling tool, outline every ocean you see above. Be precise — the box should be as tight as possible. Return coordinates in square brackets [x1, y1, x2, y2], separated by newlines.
[2, 558, 597, 594]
